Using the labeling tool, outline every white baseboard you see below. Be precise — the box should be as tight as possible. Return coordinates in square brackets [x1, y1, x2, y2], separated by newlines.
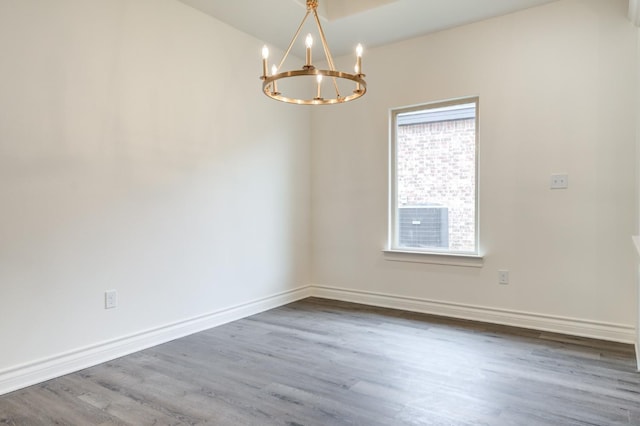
[311, 285, 636, 345]
[0, 286, 312, 396]
[2, 283, 636, 396]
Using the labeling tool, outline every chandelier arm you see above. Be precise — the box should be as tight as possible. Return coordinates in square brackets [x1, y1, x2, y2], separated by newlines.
[312, 10, 341, 98]
[277, 10, 312, 71]
[312, 11, 336, 70]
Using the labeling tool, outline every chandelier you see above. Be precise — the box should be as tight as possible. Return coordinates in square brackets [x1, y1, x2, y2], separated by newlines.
[260, 0, 367, 105]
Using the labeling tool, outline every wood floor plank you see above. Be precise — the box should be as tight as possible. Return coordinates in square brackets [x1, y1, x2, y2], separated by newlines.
[1, 297, 638, 425]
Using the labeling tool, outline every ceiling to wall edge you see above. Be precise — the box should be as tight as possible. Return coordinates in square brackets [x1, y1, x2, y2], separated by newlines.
[629, 0, 640, 26]
[177, 0, 566, 57]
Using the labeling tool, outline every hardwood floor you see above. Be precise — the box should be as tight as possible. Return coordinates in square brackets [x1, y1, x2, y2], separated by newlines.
[1, 298, 638, 425]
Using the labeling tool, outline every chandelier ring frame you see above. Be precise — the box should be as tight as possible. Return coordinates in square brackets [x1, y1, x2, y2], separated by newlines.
[262, 69, 366, 105]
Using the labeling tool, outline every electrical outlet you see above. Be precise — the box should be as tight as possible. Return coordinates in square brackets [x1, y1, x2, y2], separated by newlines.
[498, 270, 509, 285]
[105, 290, 117, 309]
[550, 174, 568, 189]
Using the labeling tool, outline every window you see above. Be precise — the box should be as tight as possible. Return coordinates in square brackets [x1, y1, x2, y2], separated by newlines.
[389, 97, 479, 256]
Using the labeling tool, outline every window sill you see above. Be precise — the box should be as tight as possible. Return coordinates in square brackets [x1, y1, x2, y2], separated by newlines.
[383, 249, 484, 268]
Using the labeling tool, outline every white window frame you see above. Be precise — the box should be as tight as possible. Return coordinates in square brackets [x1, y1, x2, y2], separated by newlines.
[387, 97, 481, 262]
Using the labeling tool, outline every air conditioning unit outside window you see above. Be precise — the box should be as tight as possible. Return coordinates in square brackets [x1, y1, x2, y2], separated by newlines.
[398, 205, 449, 249]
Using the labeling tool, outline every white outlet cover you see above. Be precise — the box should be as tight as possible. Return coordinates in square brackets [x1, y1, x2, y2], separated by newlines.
[550, 174, 569, 189]
[105, 290, 117, 309]
[498, 270, 509, 285]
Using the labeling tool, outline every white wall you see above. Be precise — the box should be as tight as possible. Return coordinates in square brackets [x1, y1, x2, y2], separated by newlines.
[311, 0, 638, 338]
[0, 0, 637, 392]
[0, 0, 310, 373]
[636, 25, 640, 363]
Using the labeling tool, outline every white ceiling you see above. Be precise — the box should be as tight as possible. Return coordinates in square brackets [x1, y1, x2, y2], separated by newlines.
[178, 0, 559, 57]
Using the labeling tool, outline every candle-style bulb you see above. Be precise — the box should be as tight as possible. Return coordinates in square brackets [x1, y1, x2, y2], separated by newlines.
[355, 44, 363, 76]
[261, 46, 269, 78]
[271, 65, 279, 93]
[305, 34, 313, 68]
[261, 45, 269, 78]
[315, 73, 323, 99]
